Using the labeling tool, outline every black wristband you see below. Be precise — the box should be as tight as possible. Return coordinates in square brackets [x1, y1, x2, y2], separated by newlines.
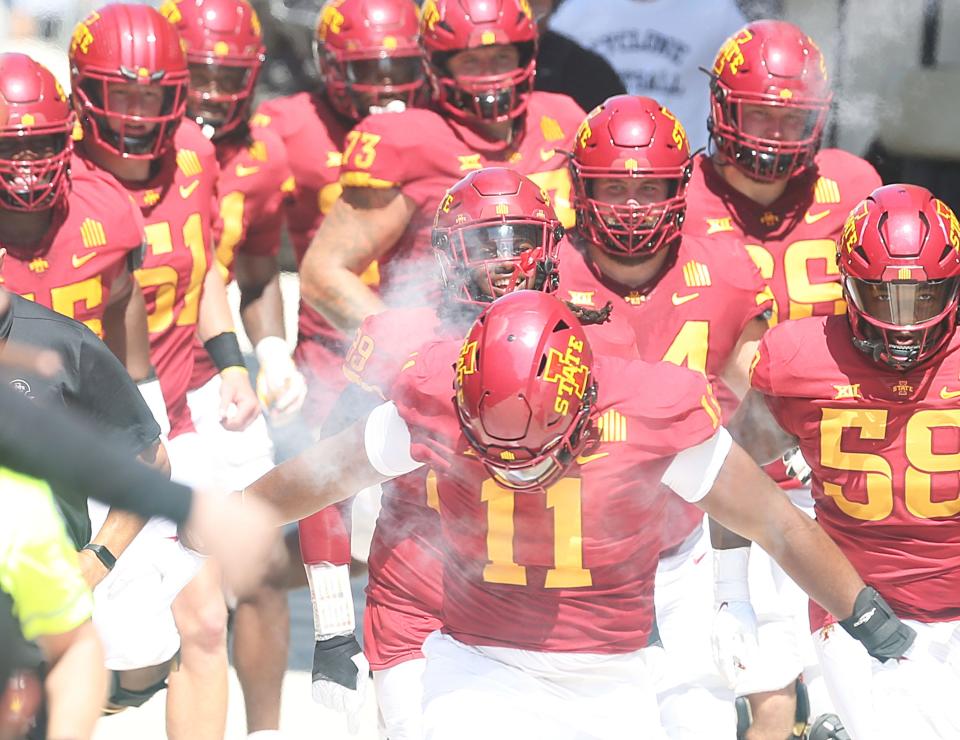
[204, 331, 245, 371]
[839, 586, 916, 662]
[82, 543, 117, 570]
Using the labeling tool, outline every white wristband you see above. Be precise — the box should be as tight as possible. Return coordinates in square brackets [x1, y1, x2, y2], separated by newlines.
[364, 402, 422, 478]
[137, 377, 170, 437]
[714, 547, 751, 603]
[306, 562, 355, 639]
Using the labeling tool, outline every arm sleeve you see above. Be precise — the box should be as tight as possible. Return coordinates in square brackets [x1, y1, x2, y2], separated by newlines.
[0, 385, 193, 525]
[364, 401, 422, 477]
[0, 471, 93, 640]
[660, 428, 734, 503]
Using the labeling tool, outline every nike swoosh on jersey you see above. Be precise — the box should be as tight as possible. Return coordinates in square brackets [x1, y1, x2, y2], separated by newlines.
[804, 209, 831, 225]
[575, 452, 610, 465]
[235, 164, 260, 177]
[671, 292, 700, 306]
[179, 180, 200, 199]
[940, 387, 960, 400]
[72, 252, 97, 268]
[540, 147, 555, 161]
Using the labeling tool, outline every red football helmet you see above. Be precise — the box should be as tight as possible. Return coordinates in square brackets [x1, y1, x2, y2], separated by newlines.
[433, 167, 563, 304]
[708, 20, 831, 182]
[456, 290, 599, 491]
[420, 0, 537, 124]
[838, 184, 960, 370]
[571, 95, 692, 257]
[0, 53, 73, 212]
[160, 0, 265, 138]
[314, 0, 425, 120]
[69, 4, 189, 159]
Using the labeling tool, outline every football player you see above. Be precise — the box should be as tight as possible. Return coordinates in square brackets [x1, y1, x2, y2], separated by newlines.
[320, 167, 563, 736]
[161, 0, 296, 734]
[560, 94, 776, 736]
[69, 5, 258, 736]
[741, 184, 960, 739]
[296, 0, 585, 688]
[249, 5, 426, 707]
[683, 20, 882, 736]
[243, 290, 912, 739]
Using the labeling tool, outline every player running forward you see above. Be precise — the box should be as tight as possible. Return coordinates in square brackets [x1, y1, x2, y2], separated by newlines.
[739, 184, 960, 739]
[250, 4, 426, 689]
[309, 167, 563, 737]
[683, 20, 882, 736]
[252, 0, 426, 428]
[69, 5, 258, 737]
[162, 0, 297, 733]
[297, 0, 585, 676]
[243, 290, 913, 739]
[559, 93, 774, 736]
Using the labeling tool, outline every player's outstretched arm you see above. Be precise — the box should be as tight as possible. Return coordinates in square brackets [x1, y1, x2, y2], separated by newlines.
[299, 187, 417, 333]
[696, 441, 862, 620]
[243, 401, 420, 524]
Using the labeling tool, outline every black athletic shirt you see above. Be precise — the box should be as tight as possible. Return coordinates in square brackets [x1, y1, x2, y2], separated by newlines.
[0, 294, 161, 547]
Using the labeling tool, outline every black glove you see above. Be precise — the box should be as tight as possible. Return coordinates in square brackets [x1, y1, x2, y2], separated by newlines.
[312, 633, 364, 690]
[839, 586, 916, 662]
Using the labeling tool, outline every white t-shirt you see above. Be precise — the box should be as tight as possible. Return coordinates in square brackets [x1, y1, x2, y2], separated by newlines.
[550, 0, 747, 150]
[363, 401, 732, 503]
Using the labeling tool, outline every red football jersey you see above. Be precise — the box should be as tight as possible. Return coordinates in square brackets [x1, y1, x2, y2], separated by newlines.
[1, 154, 144, 338]
[560, 236, 771, 549]
[190, 126, 290, 391]
[344, 306, 453, 661]
[752, 316, 960, 625]
[684, 149, 881, 326]
[391, 338, 721, 653]
[250, 94, 352, 347]
[338, 93, 585, 306]
[108, 121, 219, 438]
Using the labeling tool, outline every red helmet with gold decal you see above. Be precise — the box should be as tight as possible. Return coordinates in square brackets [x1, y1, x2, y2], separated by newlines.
[838, 184, 960, 370]
[420, 0, 537, 124]
[314, 0, 425, 121]
[160, 0, 265, 138]
[0, 53, 74, 211]
[455, 290, 599, 491]
[571, 95, 692, 257]
[708, 20, 831, 182]
[433, 167, 563, 304]
[69, 3, 189, 159]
